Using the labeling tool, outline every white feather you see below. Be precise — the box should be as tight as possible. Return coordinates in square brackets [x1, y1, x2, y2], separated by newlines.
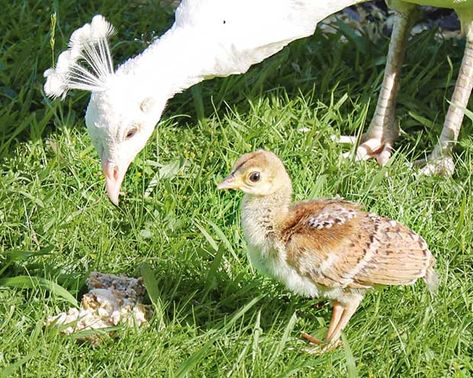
[44, 15, 115, 98]
[46, 1, 362, 99]
[43, 1, 363, 200]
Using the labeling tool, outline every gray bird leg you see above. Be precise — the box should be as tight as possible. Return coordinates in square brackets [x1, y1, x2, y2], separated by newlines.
[419, 16, 473, 176]
[341, 3, 417, 165]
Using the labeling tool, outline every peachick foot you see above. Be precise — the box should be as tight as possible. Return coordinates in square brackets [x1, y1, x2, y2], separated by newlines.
[301, 331, 323, 345]
[302, 337, 341, 355]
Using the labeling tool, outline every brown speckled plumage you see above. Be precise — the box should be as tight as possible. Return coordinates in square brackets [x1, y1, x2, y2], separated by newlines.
[218, 150, 438, 350]
[282, 200, 435, 290]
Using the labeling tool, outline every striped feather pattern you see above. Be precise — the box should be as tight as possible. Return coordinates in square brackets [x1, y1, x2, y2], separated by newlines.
[282, 201, 436, 293]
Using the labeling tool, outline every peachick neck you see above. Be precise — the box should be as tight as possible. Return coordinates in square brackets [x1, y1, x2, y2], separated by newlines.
[243, 187, 292, 224]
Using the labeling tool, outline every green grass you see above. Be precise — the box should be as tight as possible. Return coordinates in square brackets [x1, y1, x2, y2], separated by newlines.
[1, 1, 473, 376]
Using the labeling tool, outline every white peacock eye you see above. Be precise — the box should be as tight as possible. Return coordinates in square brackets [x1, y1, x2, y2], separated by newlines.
[139, 97, 154, 113]
[125, 125, 139, 140]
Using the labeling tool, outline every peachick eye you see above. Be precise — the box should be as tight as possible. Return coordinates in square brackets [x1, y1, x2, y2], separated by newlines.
[249, 172, 260, 182]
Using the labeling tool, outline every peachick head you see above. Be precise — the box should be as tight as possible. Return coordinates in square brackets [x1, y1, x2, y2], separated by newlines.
[217, 150, 291, 196]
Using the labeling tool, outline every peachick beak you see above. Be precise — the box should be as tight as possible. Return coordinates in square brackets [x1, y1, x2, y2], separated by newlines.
[102, 161, 127, 206]
[217, 175, 239, 190]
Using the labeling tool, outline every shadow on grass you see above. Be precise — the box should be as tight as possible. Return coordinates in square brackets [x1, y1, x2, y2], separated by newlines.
[2, 0, 467, 162]
[134, 256, 332, 339]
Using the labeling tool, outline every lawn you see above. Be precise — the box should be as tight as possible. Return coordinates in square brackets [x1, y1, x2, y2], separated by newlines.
[1, 1, 472, 377]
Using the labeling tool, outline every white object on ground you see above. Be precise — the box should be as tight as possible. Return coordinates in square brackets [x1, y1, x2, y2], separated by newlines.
[47, 272, 151, 341]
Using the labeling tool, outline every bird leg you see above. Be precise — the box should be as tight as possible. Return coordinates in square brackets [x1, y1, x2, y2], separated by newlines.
[325, 301, 344, 340]
[339, 3, 418, 166]
[300, 301, 331, 345]
[418, 16, 473, 176]
[302, 298, 361, 353]
[324, 297, 361, 345]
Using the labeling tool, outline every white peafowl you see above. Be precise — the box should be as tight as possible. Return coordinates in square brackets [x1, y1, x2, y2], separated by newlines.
[44, 0, 473, 205]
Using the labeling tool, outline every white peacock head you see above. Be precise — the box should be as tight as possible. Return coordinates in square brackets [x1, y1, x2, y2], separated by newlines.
[44, 15, 163, 205]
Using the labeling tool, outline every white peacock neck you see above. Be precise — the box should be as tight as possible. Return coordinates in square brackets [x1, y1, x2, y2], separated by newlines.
[114, 24, 227, 102]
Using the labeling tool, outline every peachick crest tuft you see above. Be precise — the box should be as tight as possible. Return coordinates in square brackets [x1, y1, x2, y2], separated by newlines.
[44, 15, 115, 99]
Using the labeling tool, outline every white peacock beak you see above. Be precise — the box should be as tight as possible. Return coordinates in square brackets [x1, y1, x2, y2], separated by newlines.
[102, 160, 128, 206]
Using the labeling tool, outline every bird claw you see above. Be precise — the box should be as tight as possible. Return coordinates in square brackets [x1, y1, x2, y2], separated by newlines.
[301, 332, 341, 354]
[335, 135, 393, 166]
[301, 331, 323, 345]
[303, 345, 326, 355]
[415, 156, 454, 177]
[331, 135, 358, 144]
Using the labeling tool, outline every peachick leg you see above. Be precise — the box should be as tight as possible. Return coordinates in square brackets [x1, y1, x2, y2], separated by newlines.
[419, 18, 473, 176]
[325, 301, 344, 340]
[303, 298, 361, 354]
[340, 3, 417, 165]
[325, 296, 362, 345]
[301, 332, 323, 345]
[301, 301, 344, 347]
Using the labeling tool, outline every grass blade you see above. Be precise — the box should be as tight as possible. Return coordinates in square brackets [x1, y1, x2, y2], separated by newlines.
[195, 222, 219, 252]
[268, 311, 298, 367]
[4, 246, 54, 263]
[0, 275, 78, 307]
[342, 333, 358, 378]
[140, 263, 166, 329]
[175, 297, 262, 377]
[208, 220, 239, 261]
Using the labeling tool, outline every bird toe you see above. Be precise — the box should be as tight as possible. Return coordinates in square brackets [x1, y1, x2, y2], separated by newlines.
[339, 136, 393, 166]
[416, 156, 454, 177]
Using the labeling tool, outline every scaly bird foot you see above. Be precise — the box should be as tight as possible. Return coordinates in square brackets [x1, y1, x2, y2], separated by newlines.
[301, 332, 341, 354]
[415, 155, 454, 176]
[334, 135, 394, 166]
